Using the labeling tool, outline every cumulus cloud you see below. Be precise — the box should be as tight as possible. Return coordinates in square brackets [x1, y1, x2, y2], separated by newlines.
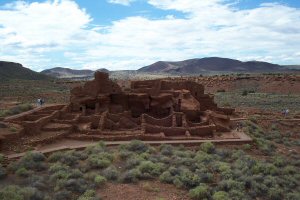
[0, 0, 300, 71]
[107, 0, 135, 6]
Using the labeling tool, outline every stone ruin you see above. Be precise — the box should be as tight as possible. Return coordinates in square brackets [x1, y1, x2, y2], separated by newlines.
[1, 72, 251, 151]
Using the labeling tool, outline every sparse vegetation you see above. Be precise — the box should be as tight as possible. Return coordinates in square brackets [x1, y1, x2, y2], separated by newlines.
[0, 124, 299, 200]
[0, 103, 33, 117]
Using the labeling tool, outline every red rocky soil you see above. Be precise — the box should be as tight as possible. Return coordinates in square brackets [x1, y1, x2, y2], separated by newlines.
[97, 181, 190, 200]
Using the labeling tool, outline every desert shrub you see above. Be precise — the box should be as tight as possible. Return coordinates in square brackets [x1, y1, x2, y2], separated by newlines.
[159, 144, 174, 156]
[267, 187, 283, 200]
[242, 144, 251, 150]
[118, 150, 134, 160]
[215, 149, 232, 160]
[0, 165, 6, 179]
[10, 152, 47, 172]
[189, 184, 210, 200]
[53, 190, 72, 200]
[200, 142, 215, 153]
[83, 172, 98, 181]
[212, 191, 230, 200]
[49, 162, 70, 174]
[159, 171, 174, 183]
[194, 151, 214, 164]
[2, 104, 33, 117]
[64, 178, 88, 193]
[121, 168, 141, 183]
[263, 175, 277, 187]
[87, 153, 113, 169]
[69, 169, 83, 179]
[29, 176, 48, 191]
[0, 185, 24, 200]
[242, 90, 248, 96]
[249, 175, 268, 196]
[84, 142, 106, 155]
[262, 163, 278, 175]
[94, 175, 106, 186]
[0, 185, 43, 200]
[138, 161, 163, 178]
[282, 165, 297, 175]
[272, 155, 285, 167]
[177, 168, 201, 188]
[78, 189, 99, 200]
[22, 187, 45, 200]
[60, 151, 79, 166]
[125, 157, 142, 169]
[286, 192, 300, 200]
[48, 151, 64, 162]
[102, 166, 119, 181]
[228, 189, 246, 200]
[121, 140, 149, 153]
[218, 179, 244, 192]
[196, 171, 214, 183]
[16, 167, 31, 177]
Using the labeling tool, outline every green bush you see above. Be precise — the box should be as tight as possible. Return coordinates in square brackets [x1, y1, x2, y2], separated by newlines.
[159, 144, 174, 156]
[138, 161, 163, 177]
[94, 175, 106, 186]
[200, 142, 215, 153]
[212, 191, 230, 200]
[87, 153, 113, 169]
[10, 152, 47, 172]
[0, 185, 24, 200]
[282, 165, 297, 175]
[268, 187, 283, 200]
[177, 168, 201, 188]
[121, 168, 141, 183]
[159, 171, 174, 183]
[194, 151, 213, 164]
[122, 140, 149, 153]
[78, 189, 99, 200]
[102, 166, 119, 181]
[49, 163, 70, 174]
[0, 185, 41, 200]
[189, 184, 210, 200]
[0, 104, 33, 117]
[125, 156, 144, 169]
[48, 151, 64, 163]
[286, 192, 300, 200]
[242, 90, 248, 96]
[16, 167, 30, 177]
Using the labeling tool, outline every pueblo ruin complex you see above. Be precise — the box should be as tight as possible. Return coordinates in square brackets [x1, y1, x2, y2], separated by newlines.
[1, 72, 251, 151]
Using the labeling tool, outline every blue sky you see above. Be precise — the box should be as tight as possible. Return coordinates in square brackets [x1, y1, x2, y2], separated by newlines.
[0, 0, 300, 71]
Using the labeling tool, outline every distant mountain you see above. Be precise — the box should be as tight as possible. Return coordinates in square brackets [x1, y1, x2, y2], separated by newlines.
[138, 57, 286, 74]
[283, 65, 300, 70]
[41, 67, 94, 78]
[41, 67, 110, 78]
[0, 61, 51, 82]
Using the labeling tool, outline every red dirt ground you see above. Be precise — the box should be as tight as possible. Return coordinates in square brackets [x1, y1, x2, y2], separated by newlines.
[97, 180, 190, 200]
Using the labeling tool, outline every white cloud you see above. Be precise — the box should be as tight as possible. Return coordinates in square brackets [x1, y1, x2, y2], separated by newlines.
[107, 0, 135, 6]
[0, 0, 300, 71]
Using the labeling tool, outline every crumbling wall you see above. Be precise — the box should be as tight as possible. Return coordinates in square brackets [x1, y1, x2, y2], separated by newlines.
[144, 114, 173, 127]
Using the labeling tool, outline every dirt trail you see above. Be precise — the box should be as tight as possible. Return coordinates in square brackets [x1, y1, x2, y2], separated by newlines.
[4, 131, 252, 159]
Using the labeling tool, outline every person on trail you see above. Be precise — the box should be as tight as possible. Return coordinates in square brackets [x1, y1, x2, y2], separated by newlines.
[40, 99, 45, 106]
[284, 109, 289, 117]
[37, 98, 41, 106]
